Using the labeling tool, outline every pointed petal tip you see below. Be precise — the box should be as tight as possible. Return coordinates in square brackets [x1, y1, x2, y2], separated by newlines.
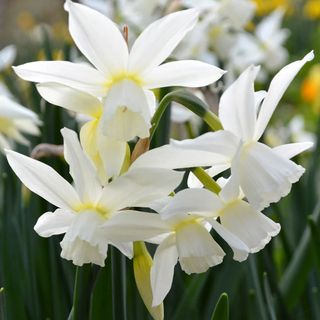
[305, 50, 315, 61]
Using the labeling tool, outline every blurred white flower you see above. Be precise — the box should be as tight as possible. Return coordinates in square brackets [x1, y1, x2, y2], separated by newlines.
[14, 1, 225, 142]
[0, 96, 41, 151]
[228, 9, 289, 80]
[0, 45, 17, 72]
[6, 128, 183, 266]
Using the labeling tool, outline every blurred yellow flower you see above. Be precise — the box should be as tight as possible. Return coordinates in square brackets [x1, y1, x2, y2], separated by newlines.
[253, 0, 294, 16]
[304, 0, 320, 19]
[301, 64, 320, 112]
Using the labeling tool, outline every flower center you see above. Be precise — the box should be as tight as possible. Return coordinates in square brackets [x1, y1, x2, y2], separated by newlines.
[74, 203, 110, 219]
[104, 72, 144, 89]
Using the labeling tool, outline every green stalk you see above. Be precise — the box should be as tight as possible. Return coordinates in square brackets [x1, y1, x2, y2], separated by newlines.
[111, 247, 127, 320]
[150, 90, 222, 141]
[70, 265, 100, 320]
[191, 167, 221, 194]
[279, 200, 320, 308]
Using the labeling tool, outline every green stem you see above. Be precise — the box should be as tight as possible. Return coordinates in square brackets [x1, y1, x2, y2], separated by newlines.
[111, 247, 127, 320]
[71, 265, 99, 320]
[150, 90, 222, 141]
[191, 167, 221, 194]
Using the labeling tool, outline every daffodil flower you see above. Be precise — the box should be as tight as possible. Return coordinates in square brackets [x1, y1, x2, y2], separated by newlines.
[14, 0, 225, 141]
[131, 53, 314, 210]
[102, 184, 280, 306]
[0, 95, 41, 151]
[36, 83, 127, 184]
[6, 128, 183, 266]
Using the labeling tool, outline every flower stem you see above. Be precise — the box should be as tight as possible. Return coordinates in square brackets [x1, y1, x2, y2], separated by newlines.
[191, 167, 221, 194]
[111, 246, 127, 320]
[70, 265, 100, 320]
[150, 90, 222, 141]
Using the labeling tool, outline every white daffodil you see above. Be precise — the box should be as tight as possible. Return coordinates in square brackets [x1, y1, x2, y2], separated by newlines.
[0, 96, 41, 151]
[14, 0, 225, 142]
[6, 127, 183, 266]
[132, 53, 314, 210]
[102, 184, 279, 306]
[0, 45, 17, 72]
[36, 83, 127, 184]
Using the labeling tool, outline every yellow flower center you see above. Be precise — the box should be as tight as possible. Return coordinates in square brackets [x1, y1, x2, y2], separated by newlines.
[74, 203, 110, 219]
[104, 72, 144, 90]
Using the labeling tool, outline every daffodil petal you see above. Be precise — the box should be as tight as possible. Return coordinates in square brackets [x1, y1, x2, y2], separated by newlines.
[143, 60, 225, 89]
[98, 168, 183, 212]
[34, 208, 75, 237]
[151, 234, 178, 307]
[176, 222, 225, 274]
[160, 188, 223, 220]
[220, 200, 281, 253]
[102, 80, 153, 141]
[254, 51, 314, 140]
[65, 0, 128, 74]
[239, 142, 305, 210]
[207, 218, 249, 262]
[273, 142, 313, 159]
[128, 9, 198, 73]
[37, 83, 102, 117]
[219, 65, 259, 141]
[102, 210, 170, 242]
[13, 61, 106, 97]
[6, 150, 80, 210]
[61, 128, 102, 204]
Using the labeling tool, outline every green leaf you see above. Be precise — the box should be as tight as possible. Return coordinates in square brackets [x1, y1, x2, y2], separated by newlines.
[211, 293, 229, 320]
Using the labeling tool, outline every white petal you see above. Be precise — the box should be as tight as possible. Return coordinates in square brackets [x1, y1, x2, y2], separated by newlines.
[96, 133, 128, 179]
[98, 168, 183, 212]
[60, 211, 109, 266]
[102, 80, 153, 141]
[239, 142, 305, 210]
[219, 65, 260, 141]
[110, 241, 133, 259]
[176, 222, 225, 274]
[6, 150, 80, 210]
[207, 218, 249, 262]
[170, 130, 239, 158]
[102, 210, 170, 242]
[65, 0, 128, 75]
[34, 208, 75, 237]
[254, 51, 314, 140]
[220, 200, 281, 253]
[37, 83, 102, 117]
[273, 142, 313, 159]
[13, 61, 106, 97]
[0, 96, 39, 121]
[160, 188, 223, 220]
[128, 9, 199, 73]
[143, 60, 225, 89]
[151, 234, 178, 306]
[61, 128, 102, 203]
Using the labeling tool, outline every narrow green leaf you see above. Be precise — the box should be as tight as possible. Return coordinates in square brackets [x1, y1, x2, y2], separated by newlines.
[280, 200, 320, 309]
[211, 293, 229, 320]
[262, 273, 276, 320]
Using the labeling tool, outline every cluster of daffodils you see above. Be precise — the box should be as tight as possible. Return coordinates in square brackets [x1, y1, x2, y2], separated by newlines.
[5, 0, 313, 317]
